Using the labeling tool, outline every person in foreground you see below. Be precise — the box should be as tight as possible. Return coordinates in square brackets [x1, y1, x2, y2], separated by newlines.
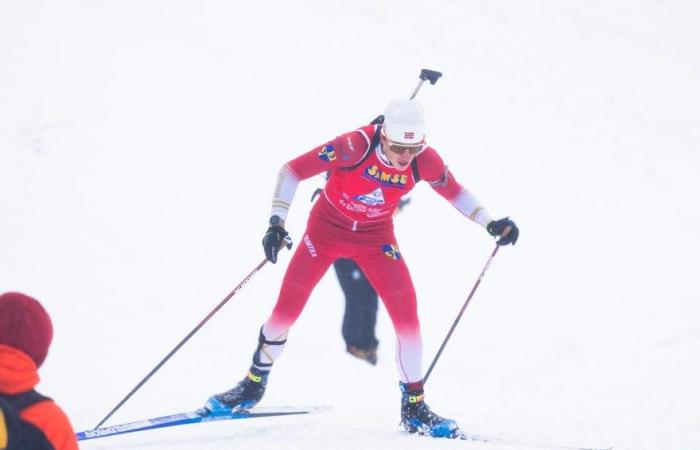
[0, 292, 79, 450]
[203, 99, 519, 438]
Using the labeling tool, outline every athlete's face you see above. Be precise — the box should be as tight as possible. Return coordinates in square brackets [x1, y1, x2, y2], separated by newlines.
[380, 135, 424, 170]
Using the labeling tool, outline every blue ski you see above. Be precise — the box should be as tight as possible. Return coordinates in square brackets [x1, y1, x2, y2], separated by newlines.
[76, 405, 331, 441]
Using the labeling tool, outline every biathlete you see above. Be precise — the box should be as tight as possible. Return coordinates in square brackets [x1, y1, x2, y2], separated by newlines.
[204, 99, 519, 438]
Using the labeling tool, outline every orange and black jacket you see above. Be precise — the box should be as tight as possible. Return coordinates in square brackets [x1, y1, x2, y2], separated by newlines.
[0, 344, 78, 450]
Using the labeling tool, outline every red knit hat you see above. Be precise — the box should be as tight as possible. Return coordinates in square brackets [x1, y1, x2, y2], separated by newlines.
[0, 292, 54, 368]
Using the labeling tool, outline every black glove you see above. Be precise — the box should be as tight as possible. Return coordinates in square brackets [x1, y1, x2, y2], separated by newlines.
[262, 217, 293, 263]
[262, 226, 293, 263]
[487, 217, 519, 246]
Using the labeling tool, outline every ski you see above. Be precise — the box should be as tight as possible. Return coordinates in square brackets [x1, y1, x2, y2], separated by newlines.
[76, 405, 331, 441]
[457, 429, 612, 450]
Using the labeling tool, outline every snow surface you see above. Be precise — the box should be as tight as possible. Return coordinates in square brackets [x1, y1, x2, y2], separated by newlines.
[1, 1, 699, 449]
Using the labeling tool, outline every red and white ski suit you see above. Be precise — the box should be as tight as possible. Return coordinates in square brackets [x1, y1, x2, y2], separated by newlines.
[260, 124, 492, 383]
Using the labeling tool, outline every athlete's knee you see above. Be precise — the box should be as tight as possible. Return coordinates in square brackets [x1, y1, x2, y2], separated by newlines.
[268, 283, 311, 326]
[269, 301, 304, 328]
[395, 314, 421, 335]
[385, 300, 420, 334]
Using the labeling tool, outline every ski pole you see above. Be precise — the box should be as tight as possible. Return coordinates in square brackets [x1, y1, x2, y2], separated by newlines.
[410, 68, 442, 99]
[423, 244, 501, 384]
[94, 258, 269, 429]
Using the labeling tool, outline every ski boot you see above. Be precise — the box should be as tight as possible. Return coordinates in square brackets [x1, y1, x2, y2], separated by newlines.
[201, 367, 268, 416]
[400, 381, 459, 438]
[347, 345, 378, 366]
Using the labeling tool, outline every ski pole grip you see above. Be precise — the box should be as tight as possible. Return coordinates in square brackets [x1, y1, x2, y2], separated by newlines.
[420, 69, 442, 85]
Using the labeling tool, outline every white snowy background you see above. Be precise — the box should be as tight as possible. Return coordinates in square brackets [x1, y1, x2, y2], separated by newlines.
[1, 1, 699, 449]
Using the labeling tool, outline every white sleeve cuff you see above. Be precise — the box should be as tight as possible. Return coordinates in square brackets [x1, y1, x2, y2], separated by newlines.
[270, 164, 300, 221]
[451, 188, 493, 228]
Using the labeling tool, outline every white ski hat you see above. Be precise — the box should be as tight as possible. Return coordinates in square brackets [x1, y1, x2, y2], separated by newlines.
[383, 99, 426, 145]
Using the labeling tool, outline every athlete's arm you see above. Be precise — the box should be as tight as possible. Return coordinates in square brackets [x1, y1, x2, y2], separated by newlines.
[270, 127, 373, 221]
[416, 148, 493, 227]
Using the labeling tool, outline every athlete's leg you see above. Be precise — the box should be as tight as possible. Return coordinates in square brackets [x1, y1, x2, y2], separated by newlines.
[204, 229, 336, 413]
[353, 239, 459, 437]
[256, 230, 336, 368]
[354, 242, 422, 383]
